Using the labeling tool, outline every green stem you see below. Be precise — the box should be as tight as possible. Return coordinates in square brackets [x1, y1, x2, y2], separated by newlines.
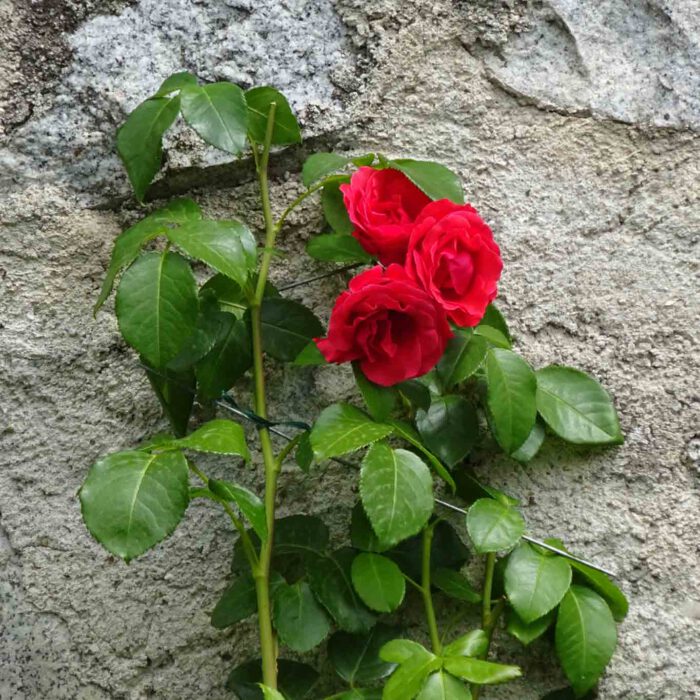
[472, 553, 506, 700]
[188, 462, 259, 568]
[421, 523, 442, 655]
[482, 553, 496, 629]
[250, 101, 280, 690]
[274, 174, 346, 232]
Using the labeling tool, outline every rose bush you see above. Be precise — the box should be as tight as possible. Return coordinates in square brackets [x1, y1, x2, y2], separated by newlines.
[316, 264, 452, 386]
[341, 166, 430, 265]
[81, 74, 626, 700]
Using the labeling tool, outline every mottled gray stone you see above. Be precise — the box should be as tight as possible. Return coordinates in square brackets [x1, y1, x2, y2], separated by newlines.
[1, 1, 699, 699]
[483, 0, 700, 128]
[0, 0, 352, 198]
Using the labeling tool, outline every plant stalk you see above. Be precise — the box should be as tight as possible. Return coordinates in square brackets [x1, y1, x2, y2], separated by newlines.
[250, 102, 280, 690]
[472, 553, 506, 700]
[421, 522, 442, 655]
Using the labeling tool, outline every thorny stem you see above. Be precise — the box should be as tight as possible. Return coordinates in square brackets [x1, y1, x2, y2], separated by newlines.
[421, 522, 442, 655]
[472, 553, 506, 700]
[250, 101, 280, 690]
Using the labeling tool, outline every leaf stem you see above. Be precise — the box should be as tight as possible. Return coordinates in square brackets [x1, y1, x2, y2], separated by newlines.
[274, 174, 347, 233]
[187, 461, 259, 568]
[250, 101, 280, 690]
[421, 522, 442, 655]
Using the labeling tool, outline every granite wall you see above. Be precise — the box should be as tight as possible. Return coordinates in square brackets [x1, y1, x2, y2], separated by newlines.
[1, 1, 699, 698]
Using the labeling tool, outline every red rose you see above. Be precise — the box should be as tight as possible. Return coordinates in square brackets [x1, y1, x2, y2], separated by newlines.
[340, 166, 431, 265]
[315, 265, 452, 386]
[406, 200, 502, 327]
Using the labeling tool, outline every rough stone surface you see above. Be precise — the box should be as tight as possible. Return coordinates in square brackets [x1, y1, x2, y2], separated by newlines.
[1, 1, 699, 699]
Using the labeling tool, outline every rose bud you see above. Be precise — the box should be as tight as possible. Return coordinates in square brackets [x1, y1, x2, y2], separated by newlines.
[406, 200, 503, 327]
[315, 265, 452, 386]
[340, 166, 431, 265]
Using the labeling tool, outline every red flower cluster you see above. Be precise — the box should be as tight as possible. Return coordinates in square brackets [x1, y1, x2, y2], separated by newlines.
[316, 167, 503, 386]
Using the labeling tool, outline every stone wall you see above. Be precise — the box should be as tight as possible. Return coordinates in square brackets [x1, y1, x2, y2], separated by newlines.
[1, 1, 699, 698]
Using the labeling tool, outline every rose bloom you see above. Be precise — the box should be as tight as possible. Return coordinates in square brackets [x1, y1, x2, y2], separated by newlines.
[315, 265, 452, 386]
[406, 200, 503, 327]
[340, 166, 430, 265]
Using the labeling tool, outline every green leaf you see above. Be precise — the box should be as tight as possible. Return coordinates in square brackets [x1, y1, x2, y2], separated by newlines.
[260, 297, 324, 362]
[397, 380, 432, 411]
[260, 686, 286, 700]
[388, 420, 456, 491]
[382, 646, 442, 700]
[484, 348, 537, 454]
[295, 432, 314, 472]
[416, 395, 478, 467]
[326, 691, 382, 700]
[417, 671, 472, 700]
[506, 608, 555, 646]
[180, 82, 248, 154]
[306, 548, 376, 633]
[387, 521, 469, 581]
[310, 403, 393, 461]
[353, 364, 396, 421]
[202, 272, 280, 314]
[167, 293, 229, 372]
[79, 450, 189, 562]
[307, 233, 372, 263]
[302, 152, 350, 187]
[273, 581, 330, 652]
[154, 71, 197, 97]
[116, 250, 199, 368]
[322, 181, 353, 235]
[175, 419, 250, 460]
[143, 362, 195, 437]
[570, 564, 628, 622]
[94, 198, 202, 314]
[293, 341, 328, 366]
[479, 304, 510, 341]
[455, 471, 519, 508]
[466, 498, 525, 554]
[351, 552, 406, 612]
[432, 568, 481, 604]
[196, 314, 251, 400]
[443, 629, 488, 658]
[350, 502, 391, 553]
[328, 623, 400, 685]
[437, 330, 488, 390]
[504, 543, 572, 623]
[360, 443, 434, 546]
[389, 159, 464, 204]
[226, 659, 318, 700]
[116, 95, 180, 202]
[536, 366, 623, 445]
[556, 586, 617, 696]
[474, 325, 511, 349]
[442, 657, 521, 685]
[166, 219, 257, 288]
[246, 86, 301, 145]
[275, 514, 329, 559]
[201, 273, 248, 317]
[546, 538, 628, 621]
[211, 572, 257, 628]
[510, 421, 545, 463]
[380, 639, 430, 664]
[208, 479, 266, 540]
